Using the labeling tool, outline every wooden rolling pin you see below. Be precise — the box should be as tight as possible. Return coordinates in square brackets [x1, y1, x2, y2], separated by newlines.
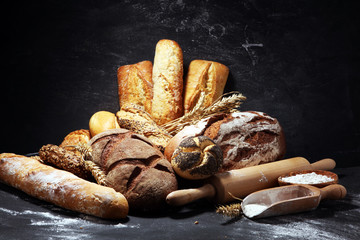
[166, 157, 336, 206]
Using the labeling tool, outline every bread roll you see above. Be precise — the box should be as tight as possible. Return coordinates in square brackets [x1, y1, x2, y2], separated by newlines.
[117, 60, 153, 113]
[171, 136, 223, 180]
[165, 111, 286, 172]
[60, 129, 91, 147]
[151, 39, 184, 125]
[0, 153, 128, 219]
[89, 128, 178, 212]
[89, 111, 120, 137]
[184, 60, 229, 114]
[59, 129, 91, 156]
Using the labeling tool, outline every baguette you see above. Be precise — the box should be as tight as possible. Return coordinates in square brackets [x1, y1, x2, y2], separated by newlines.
[151, 39, 184, 125]
[0, 153, 129, 219]
[184, 60, 229, 114]
[117, 60, 153, 113]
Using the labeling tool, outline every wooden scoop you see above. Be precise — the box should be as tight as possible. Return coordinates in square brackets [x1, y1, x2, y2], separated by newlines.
[241, 184, 347, 219]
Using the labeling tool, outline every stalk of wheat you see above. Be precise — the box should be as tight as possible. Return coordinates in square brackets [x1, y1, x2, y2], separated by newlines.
[162, 91, 246, 135]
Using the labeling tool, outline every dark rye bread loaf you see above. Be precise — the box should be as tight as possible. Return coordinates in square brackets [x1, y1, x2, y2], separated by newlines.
[165, 111, 286, 172]
[88, 128, 177, 212]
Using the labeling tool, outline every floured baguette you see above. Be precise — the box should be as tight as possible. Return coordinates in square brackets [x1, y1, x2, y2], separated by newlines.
[184, 60, 229, 114]
[151, 39, 184, 125]
[0, 153, 129, 219]
[117, 60, 153, 113]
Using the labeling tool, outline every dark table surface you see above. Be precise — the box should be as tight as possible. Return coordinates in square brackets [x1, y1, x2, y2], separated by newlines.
[1, 166, 359, 240]
[2, 1, 360, 239]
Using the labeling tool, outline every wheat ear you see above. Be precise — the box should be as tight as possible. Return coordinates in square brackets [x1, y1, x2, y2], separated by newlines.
[162, 91, 246, 135]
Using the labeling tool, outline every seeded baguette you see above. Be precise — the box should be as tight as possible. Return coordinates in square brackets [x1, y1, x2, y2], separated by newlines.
[39, 144, 91, 179]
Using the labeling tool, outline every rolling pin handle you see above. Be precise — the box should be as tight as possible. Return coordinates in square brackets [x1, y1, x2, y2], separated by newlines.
[310, 158, 336, 170]
[320, 184, 347, 200]
[166, 184, 216, 206]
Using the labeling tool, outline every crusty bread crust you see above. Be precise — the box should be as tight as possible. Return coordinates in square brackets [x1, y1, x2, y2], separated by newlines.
[184, 60, 229, 113]
[151, 39, 184, 125]
[89, 128, 178, 212]
[0, 153, 129, 219]
[117, 60, 153, 113]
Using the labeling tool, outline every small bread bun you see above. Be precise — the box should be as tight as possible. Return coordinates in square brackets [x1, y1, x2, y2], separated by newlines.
[59, 129, 91, 156]
[59, 129, 91, 147]
[171, 136, 223, 180]
[89, 111, 120, 137]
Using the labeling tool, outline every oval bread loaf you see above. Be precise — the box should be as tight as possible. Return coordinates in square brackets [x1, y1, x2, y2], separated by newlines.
[89, 128, 178, 212]
[151, 39, 184, 125]
[184, 60, 229, 114]
[117, 60, 153, 113]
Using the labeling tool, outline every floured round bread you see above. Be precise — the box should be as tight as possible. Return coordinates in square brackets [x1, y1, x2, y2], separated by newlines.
[171, 136, 223, 180]
[204, 111, 286, 172]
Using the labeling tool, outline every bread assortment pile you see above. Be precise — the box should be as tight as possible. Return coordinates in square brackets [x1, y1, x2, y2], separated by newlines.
[0, 39, 286, 219]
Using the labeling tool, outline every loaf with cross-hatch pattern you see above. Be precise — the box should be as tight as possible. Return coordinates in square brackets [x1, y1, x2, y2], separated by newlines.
[88, 128, 177, 212]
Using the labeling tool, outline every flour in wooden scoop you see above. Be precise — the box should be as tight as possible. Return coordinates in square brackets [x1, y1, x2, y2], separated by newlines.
[242, 204, 268, 218]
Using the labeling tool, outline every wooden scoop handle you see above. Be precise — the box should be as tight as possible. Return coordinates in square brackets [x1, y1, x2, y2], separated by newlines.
[310, 158, 336, 170]
[166, 184, 216, 206]
[320, 184, 347, 200]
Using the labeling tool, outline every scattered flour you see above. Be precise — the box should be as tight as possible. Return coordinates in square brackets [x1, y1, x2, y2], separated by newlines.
[0, 207, 140, 239]
[280, 172, 334, 184]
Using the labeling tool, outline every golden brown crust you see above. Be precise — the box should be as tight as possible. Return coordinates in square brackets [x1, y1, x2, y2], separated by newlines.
[184, 60, 229, 114]
[88, 111, 120, 138]
[151, 39, 184, 125]
[60, 129, 91, 148]
[117, 60, 153, 113]
[0, 153, 129, 219]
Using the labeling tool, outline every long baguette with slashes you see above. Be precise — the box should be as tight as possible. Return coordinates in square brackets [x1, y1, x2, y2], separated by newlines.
[0, 153, 129, 219]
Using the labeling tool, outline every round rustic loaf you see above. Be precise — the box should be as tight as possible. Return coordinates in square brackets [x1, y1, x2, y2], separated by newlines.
[88, 128, 178, 212]
[203, 111, 286, 172]
[165, 111, 286, 172]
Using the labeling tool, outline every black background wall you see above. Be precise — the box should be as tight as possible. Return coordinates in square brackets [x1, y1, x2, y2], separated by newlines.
[2, 0, 359, 167]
